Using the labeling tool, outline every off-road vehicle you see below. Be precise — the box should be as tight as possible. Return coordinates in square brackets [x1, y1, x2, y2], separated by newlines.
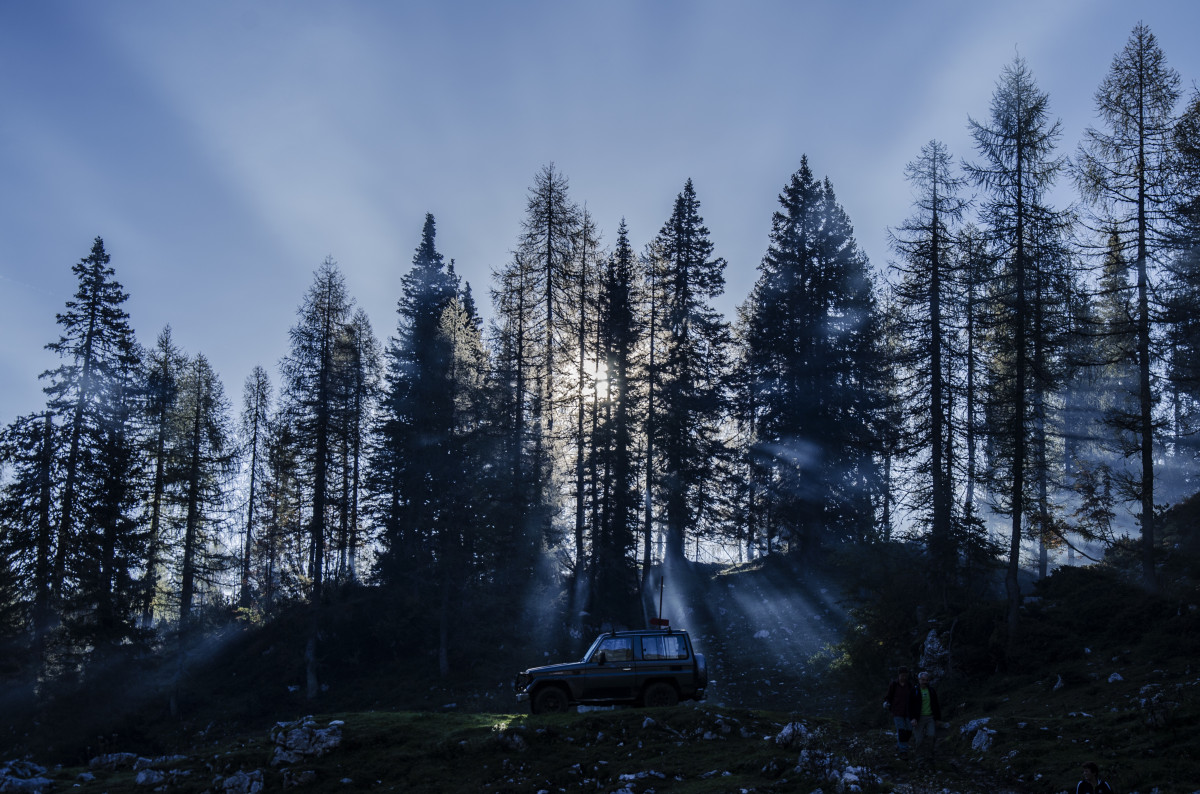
[514, 627, 707, 714]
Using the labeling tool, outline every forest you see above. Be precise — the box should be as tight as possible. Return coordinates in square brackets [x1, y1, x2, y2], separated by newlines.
[2, 23, 1200, 724]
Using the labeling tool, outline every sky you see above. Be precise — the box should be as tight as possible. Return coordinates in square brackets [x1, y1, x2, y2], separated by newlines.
[3, 0, 1200, 427]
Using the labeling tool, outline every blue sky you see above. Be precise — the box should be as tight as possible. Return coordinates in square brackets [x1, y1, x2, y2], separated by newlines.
[3, 1, 1199, 425]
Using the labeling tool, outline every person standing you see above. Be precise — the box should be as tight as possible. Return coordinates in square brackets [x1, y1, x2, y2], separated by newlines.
[883, 666, 916, 756]
[1076, 761, 1113, 794]
[912, 670, 942, 767]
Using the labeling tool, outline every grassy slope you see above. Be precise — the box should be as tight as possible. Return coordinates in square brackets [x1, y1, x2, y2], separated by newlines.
[9, 546, 1200, 793]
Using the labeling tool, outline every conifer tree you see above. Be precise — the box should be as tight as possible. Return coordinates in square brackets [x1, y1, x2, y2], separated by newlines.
[590, 219, 643, 622]
[175, 353, 233, 629]
[966, 57, 1068, 645]
[281, 257, 355, 602]
[372, 214, 459, 586]
[742, 160, 886, 556]
[1075, 23, 1181, 590]
[140, 327, 184, 625]
[651, 180, 731, 567]
[40, 237, 143, 659]
[238, 366, 272, 609]
[889, 140, 970, 572]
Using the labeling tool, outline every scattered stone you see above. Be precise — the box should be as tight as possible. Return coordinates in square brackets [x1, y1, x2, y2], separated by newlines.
[88, 752, 142, 770]
[1053, 674, 1064, 691]
[1108, 673, 1124, 683]
[960, 718, 997, 752]
[223, 769, 264, 794]
[135, 768, 166, 786]
[0, 761, 53, 793]
[270, 716, 343, 766]
[774, 722, 808, 747]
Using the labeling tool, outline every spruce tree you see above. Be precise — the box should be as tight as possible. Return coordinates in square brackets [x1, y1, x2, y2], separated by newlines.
[238, 366, 272, 609]
[651, 180, 731, 567]
[40, 237, 143, 660]
[742, 160, 886, 556]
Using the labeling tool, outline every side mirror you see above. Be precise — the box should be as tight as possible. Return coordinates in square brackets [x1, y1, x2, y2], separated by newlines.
[598, 651, 607, 666]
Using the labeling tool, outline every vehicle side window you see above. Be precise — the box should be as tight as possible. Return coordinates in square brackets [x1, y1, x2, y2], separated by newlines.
[593, 637, 633, 663]
[640, 635, 688, 661]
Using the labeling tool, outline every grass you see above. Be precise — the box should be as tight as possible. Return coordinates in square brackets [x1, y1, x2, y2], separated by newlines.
[7, 548, 1200, 792]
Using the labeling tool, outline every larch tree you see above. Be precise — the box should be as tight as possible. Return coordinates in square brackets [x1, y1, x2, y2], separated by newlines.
[966, 56, 1068, 648]
[889, 140, 970, 573]
[1075, 22, 1181, 590]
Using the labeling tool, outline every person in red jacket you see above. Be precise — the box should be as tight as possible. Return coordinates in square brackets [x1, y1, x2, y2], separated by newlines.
[911, 670, 942, 767]
[883, 666, 916, 756]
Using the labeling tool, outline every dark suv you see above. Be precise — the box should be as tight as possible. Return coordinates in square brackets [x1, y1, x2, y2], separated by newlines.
[514, 628, 707, 714]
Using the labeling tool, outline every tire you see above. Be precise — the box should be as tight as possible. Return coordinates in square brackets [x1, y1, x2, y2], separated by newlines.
[532, 686, 570, 715]
[642, 682, 679, 709]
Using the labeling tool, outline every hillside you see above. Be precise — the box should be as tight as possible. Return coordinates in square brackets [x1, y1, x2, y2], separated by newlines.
[3, 551, 1200, 793]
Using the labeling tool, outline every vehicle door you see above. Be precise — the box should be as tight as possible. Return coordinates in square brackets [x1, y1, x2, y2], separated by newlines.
[580, 636, 636, 700]
[636, 633, 691, 691]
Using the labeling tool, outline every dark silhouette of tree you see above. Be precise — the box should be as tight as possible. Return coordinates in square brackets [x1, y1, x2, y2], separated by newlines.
[175, 353, 233, 629]
[282, 257, 355, 603]
[39, 236, 144, 662]
[966, 56, 1068, 650]
[651, 179, 732, 568]
[282, 257, 356, 699]
[741, 160, 887, 556]
[589, 219, 644, 624]
[889, 140, 970, 573]
[1163, 92, 1200, 489]
[1075, 22, 1181, 591]
[372, 214, 459, 587]
[332, 309, 378, 584]
[140, 327, 184, 625]
[238, 366, 272, 609]
[0, 412, 57, 666]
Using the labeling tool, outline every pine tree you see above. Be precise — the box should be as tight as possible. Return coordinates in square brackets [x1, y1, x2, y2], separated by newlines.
[1075, 23, 1181, 590]
[590, 219, 644, 623]
[238, 366, 272, 609]
[175, 353, 233, 629]
[889, 140, 970, 572]
[281, 258, 355, 602]
[651, 180, 731, 567]
[966, 56, 1068, 647]
[0, 412, 56, 660]
[372, 214, 459, 586]
[742, 160, 887, 556]
[140, 327, 184, 625]
[39, 237, 143, 660]
[1165, 91, 1200, 483]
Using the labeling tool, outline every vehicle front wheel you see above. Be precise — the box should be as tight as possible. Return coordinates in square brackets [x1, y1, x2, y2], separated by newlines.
[532, 686, 570, 715]
[642, 682, 679, 708]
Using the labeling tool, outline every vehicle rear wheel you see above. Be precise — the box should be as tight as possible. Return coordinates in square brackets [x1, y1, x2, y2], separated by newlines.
[532, 686, 570, 715]
[642, 682, 679, 708]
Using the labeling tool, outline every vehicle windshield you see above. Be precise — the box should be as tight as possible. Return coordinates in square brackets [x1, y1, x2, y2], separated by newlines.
[582, 635, 606, 662]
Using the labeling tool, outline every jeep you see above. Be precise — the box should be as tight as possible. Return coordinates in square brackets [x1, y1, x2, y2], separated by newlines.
[514, 627, 707, 714]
